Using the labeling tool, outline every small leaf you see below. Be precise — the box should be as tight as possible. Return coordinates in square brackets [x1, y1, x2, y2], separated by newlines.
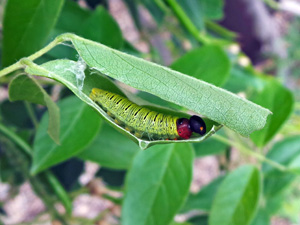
[263, 135, 300, 174]
[2, 0, 64, 67]
[31, 96, 101, 174]
[8, 75, 60, 144]
[80, 6, 123, 49]
[170, 45, 231, 86]
[78, 121, 139, 169]
[250, 80, 294, 146]
[176, 0, 224, 31]
[262, 136, 300, 196]
[122, 143, 194, 225]
[209, 165, 261, 225]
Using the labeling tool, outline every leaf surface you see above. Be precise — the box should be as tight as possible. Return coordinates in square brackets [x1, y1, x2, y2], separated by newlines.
[122, 143, 194, 225]
[9, 75, 60, 144]
[209, 165, 261, 225]
[250, 80, 294, 146]
[31, 96, 101, 174]
[68, 34, 271, 137]
[2, 0, 64, 67]
[78, 122, 139, 169]
[170, 45, 231, 86]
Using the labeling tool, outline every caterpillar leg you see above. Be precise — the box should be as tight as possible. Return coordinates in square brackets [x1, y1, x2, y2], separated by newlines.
[125, 126, 132, 132]
[134, 132, 143, 138]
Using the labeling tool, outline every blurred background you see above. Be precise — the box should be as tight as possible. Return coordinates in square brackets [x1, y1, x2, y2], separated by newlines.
[0, 0, 300, 224]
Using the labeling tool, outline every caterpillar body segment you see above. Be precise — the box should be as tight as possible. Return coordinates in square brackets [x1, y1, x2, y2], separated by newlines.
[89, 88, 206, 140]
[90, 88, 179, 140]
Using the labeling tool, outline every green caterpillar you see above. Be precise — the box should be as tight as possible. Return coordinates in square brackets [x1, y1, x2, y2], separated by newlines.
[90, 88, 206, 140]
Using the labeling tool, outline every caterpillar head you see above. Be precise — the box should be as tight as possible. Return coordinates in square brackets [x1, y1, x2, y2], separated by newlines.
[176, 116, 206, 139]
[189, 115, 206, 135]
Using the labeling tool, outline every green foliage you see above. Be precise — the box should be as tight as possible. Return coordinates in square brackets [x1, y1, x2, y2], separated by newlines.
[0, 0, 298, 224]
[71, 35, 270, 136]
[9, 75, 60, 144]
[78, 121, 139, 169]
[31, 96, 101, 174]
[122, 143, 194, 225]
[170, 45, 231, 86]
[2, 0, 64, 67]
[250, 80, 294, 146]
[209, 166, 261, 225]
[181, 176, 225, 212]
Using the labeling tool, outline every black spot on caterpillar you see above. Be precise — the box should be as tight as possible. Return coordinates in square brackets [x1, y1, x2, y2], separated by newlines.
[90, 88, 206, 140]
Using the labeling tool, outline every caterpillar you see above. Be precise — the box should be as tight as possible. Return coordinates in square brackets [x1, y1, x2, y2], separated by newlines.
[90, 88, 206, 140]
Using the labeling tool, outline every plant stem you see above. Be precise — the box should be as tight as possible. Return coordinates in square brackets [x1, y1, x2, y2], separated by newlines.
[0, 35, 65, 78]
[24, 101, 39, 130]
[212, 134, 288, 172]
[0, 123, 32, 156]
[205, 20, 237, 40]
[165, 0, 210, 45]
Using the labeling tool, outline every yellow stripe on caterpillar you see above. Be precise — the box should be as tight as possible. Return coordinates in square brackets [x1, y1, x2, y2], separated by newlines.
[90, 88, 207, 140]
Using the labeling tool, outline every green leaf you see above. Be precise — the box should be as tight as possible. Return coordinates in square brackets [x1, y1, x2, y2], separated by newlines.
[170, 45, 231, 86]
[176, 0, 205, 30]
[201, 0, 224, 20]
[263, 135, 300, 174]
[2, 0, 64, 67]
[181, 176, 224, 213]
[31, 96, 101, 174]
[122, 143, 194, 225]
[78, 121, 139, 170]
[80, 6, 123, 49]
[67, 34, 271, 137]
[176, 0, 224, 31]
[209, 165, 261, 225]
[262, 136, 300, 196]
[8, 75, 60, 144]
[263, 173, 295, 197]
[48, 1, 123, 59]
[288, 154, 300, 174]
[24, 58, 220, 149]
[55, 0, 90, 33]
[188, 215, 208, 225]
[223, 66, 265, 94]
[0, 100, 32, 128]
[23, 34, 271, 148]
[250, 80, 294, 146]
[250, 208, 270, 225]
